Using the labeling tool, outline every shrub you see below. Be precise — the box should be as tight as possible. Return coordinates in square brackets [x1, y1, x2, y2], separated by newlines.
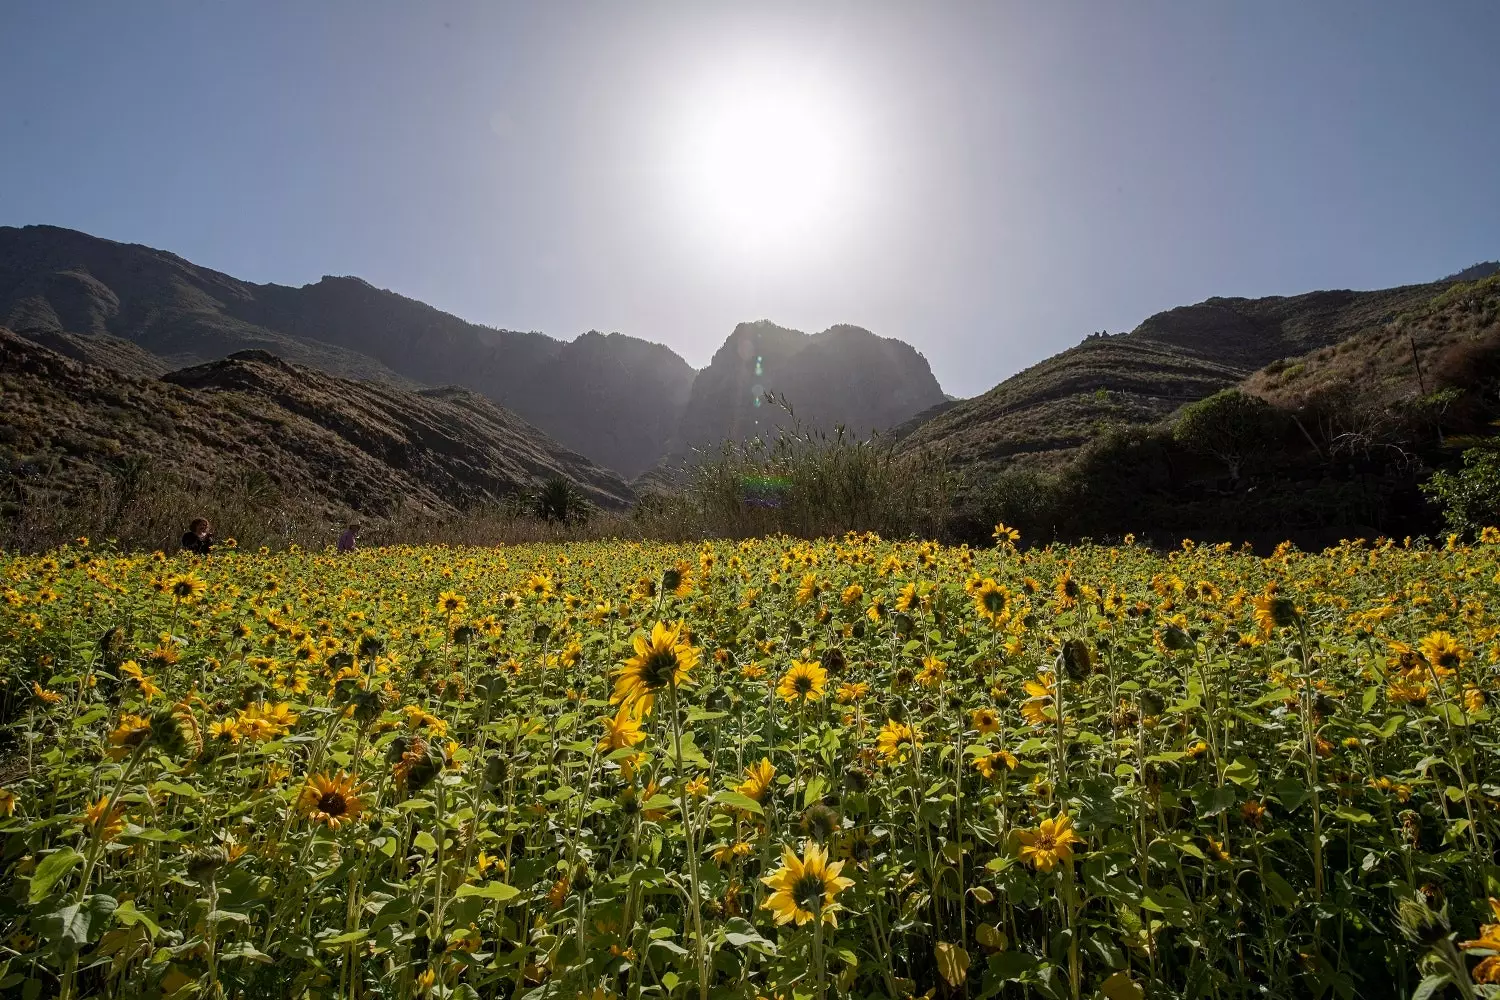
[1421, 445, 1500, 536]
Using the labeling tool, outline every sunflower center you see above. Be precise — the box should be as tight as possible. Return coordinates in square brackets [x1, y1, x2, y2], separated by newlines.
[983, 591, 1006, 613]
[641, 648, 680, 689]
[318, 791, 348, 816]
[792, 872, 826, 911]
[793, 674, 814, 694]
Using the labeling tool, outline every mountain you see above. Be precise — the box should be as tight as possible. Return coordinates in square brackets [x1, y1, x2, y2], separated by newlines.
[0, 327, 634, 526]
[898, 279, 1460, 475]
[671, 320, 947, 454]
[0, 225, 696, 478]
[0, 226, 948, 481]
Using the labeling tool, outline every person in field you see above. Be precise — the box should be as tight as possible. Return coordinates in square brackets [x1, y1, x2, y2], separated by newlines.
[181, 517, 214, 555]
[337, 523, 360, 553]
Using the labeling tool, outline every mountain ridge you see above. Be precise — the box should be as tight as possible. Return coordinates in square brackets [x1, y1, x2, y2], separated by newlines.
[0, 225, 946, 478]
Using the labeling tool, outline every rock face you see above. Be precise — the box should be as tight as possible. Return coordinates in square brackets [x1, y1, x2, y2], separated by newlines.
[671, 320, 947, 454]
[0, 327, 634, 518]
[0, 226, 947, 479]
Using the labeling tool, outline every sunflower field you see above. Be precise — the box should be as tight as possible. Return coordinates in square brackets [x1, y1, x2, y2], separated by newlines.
[3, 530, 1500, 1000]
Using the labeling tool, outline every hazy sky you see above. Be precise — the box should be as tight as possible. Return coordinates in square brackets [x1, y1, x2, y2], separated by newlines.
[3, 3, 1497, 397]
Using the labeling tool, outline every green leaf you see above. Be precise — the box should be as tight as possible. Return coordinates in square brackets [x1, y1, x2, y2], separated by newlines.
[29, 848, 80, 904]
[1412, 973, 1450, 1000]
[712, 791, 764, 816]
[113, 899, 162, 939]
[319, 929, 368, 947]
[455, 881, 521, 902]
[1262, 870, 1298, 909]
[36, 894, 117, 957]
[1102, 971, 1145, 1000]
[1329, 806, 1373, 825]
[1223, 757, 1258, 787]
[220, 941, 273, 963]
[413, 831, 439, 853]
[1198, 785, 1237, 818]
[721, 917, 776, 953]
[149, 779, 201, 799]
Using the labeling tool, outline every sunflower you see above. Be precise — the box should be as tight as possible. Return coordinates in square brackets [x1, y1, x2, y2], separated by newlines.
[795, 574, 823, 605]
[761, 842, 854, 927]
[971, 708, 1000, 735]
[712, 841, 755, 866]
[299, 771, 365, 829]
[1020, 671, 1055, 726]
[737, 758, 777, 802]
[436, 590, 467, 616]
[31, 682, 63, 706]
[840, 583, 864, 607]
[973, 749, 1017, 779]
[661, 563, 693, 598]
[611, 621, 699, 714]
[0, 787, 14, 817]
[108, 713, 153, 759]
[836, 681, 870, 704]
[1016, 812, 1083, 871]
[875, 720, 919, 763]
[82, 795, 127, 842]
[598, 705, 646, 752]
[777, 660, 828, 703]
[170, 573, 207, 603]
[972, 579, 1009, 624]
[916, 655, 946, 688]
[1418, 631, 1466, 674]
[992, 521, 1020, 545]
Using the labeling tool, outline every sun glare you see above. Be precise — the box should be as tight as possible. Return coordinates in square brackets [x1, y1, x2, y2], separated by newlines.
[666, 66, 862, 263]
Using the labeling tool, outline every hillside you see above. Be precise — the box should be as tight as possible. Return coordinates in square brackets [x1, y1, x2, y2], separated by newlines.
[0, 328, 633, 531]
[899, 278, 1458, 475]
[0, 225, 696, 478]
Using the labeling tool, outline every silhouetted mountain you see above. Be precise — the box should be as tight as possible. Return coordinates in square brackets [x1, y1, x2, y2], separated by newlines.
[0, 225, 695, 478]
[1, 226, 944, 479]
[672, 320, 947, 453]
[0, 327, 633, 521]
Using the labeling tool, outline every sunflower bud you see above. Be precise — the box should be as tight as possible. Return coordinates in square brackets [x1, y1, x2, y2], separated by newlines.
[385, 735, 411, 766]
[821, 647, 847, 676]
[1163, 626, 1195, 651]
[484, 754, 509, 789]
[798, 802, 841, 843]
[186, 846, 229, 885]
[1060, 639, 1093, 681]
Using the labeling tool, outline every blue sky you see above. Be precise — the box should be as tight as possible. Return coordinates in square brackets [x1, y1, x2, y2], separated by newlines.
[2, 2, 1496, 396]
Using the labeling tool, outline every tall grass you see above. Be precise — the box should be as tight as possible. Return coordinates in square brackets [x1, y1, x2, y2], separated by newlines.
[637, 403, 957, 540]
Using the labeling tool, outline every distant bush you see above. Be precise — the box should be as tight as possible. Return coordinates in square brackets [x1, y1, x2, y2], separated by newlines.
[1421, 445, 1500, 536]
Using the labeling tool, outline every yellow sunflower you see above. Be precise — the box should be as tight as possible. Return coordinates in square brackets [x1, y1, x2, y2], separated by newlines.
[611, 621, 700, 714]
[1418, 631, 1466, 674]
[737, 758, 777, 802]
[875, 720, 919, 763]
[972, 578, 1009, 624]
[299, 771, 365, 829]
[761, 841, 854, 926]
[1016, 812, 1083, 871]
[776, 660, 828, 703]
[598, 705, 646, 752]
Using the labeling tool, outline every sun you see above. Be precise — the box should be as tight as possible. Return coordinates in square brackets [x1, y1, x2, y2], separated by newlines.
[665, 65, 863, 262]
